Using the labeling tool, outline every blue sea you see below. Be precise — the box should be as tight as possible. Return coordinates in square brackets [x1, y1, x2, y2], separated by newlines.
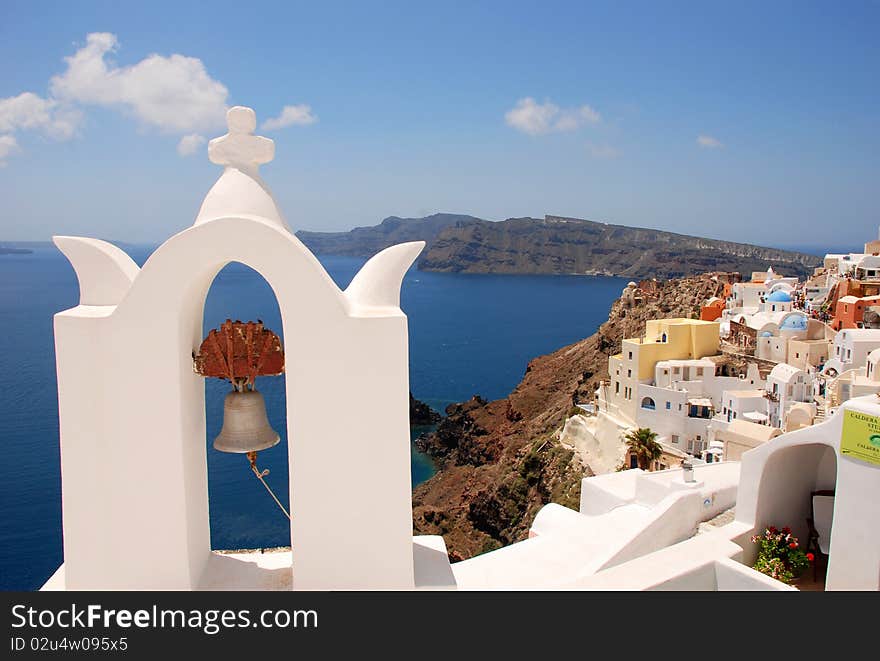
[0, 242, 624, 590]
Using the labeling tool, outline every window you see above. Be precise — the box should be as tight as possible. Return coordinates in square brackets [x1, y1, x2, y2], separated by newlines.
[615, 381, 620, 394]
[665, 401, 671, 410]
[678, 403, 682, 411]
[687, 440, 694, 452]
[641, 397, 656, 410]
[627, 369, 632, 378]
[671, 435, 679, 445]
[663, 369, 668, 375]
[628, 351, 633, 360]
[696, 367, 704, 377]
[673, 367, 680, 375]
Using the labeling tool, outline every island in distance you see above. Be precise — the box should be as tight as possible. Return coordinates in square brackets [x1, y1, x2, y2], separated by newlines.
[297, 213, 821, 280]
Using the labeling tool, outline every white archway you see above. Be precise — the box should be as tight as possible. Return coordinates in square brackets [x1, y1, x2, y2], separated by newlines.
[51, 107, 432, 590]
[201, 262, 290, 553]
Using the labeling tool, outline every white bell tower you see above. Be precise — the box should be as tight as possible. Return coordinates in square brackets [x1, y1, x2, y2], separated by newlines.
[45, 106, 454, 590]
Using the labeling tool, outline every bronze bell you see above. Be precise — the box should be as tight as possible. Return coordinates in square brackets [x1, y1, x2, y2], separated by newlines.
[213, 389, 280, 453]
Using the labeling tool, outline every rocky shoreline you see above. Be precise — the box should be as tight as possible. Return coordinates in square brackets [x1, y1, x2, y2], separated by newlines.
[411, 273, 734, 560]
[409, 393, 441, 426]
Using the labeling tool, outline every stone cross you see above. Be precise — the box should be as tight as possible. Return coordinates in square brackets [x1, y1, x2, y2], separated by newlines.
[208, 106, 275, 175]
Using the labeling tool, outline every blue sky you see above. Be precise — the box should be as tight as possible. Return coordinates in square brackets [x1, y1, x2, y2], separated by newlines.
[0, 1, 877, 248]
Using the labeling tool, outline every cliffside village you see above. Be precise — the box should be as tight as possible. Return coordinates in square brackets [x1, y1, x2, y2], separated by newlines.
[45, 106, 880, 591]
[563, 229, 880, 474]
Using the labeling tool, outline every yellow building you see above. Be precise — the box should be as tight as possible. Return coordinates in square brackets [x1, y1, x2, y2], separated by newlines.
[605, 318, 721, 425]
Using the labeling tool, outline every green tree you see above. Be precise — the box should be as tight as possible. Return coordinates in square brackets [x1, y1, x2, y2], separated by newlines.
[624, 427, 662, 470]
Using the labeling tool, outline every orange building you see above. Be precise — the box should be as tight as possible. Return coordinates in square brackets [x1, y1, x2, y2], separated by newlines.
[825, 279, 880, 317]
[700, 296, 725, 321]
[832, 294, 880, 330]
[700, 282, 732, 321]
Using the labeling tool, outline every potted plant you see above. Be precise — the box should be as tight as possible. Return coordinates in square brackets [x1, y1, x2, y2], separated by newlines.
[751, 526, 813, 584]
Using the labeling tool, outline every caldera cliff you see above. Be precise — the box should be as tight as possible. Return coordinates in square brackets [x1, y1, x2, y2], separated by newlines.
[412, 273, 731, 560]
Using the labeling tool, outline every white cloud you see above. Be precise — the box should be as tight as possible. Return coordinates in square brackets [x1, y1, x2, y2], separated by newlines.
[261, 104, 318, 131]
[50, 32, 228, 133]
[0, 92, 81, 139]
[697, 134, 723, 149]
[0, 135, 19, 167]
[586, 143, 620, 159]
[505, 97, 600, 136]
[0, 32, 321, 166]
[177, 133, 206, 157]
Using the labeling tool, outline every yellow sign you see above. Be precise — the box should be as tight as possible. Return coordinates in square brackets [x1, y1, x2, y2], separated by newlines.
[841, 409, 880, 466]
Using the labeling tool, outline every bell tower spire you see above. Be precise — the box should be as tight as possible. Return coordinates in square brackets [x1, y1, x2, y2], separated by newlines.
[208, 106, 275, 178]
[193, 106, 289, 231]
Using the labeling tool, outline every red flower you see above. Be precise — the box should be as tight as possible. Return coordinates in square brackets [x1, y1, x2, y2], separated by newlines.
[782, 526, 791, 534]
[807, 553, 815, 562]
[789, 542, 797, 549]
[769, 526, 778, 533]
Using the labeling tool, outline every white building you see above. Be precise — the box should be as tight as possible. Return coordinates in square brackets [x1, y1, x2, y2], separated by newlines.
[719, 389, 768, 424]
[855, 255, 880, 281]
[635, 360, 764, 456]
[828, 346, 880, 406]
[714, 419, 781, 462]
[760, 289, 794, 314]
[824, 328, 880, 377]
[765, 363, 814, 428]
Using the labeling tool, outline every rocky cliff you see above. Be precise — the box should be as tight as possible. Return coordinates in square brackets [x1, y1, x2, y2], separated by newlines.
[420, 215, 821, 279]
[409, 393, 441, 426]
[297, 213, 820, 279]
[296, 213, 483, 257]
[412, 273, 738, 560]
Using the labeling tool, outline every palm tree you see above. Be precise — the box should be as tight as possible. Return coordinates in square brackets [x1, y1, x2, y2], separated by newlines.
[624, 427, 662, 470]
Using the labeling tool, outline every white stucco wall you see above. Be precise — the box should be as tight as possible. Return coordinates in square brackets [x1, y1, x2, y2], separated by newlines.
[735, 396, 880, 590]
[50, 107, 432, 590]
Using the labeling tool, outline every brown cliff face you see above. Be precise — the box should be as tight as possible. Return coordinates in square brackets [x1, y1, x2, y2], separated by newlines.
[412, 273, 731, 560]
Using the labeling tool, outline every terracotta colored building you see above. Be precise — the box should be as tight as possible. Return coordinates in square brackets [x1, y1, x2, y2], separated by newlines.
[700, 296, 726, 321]
[832, 294, 880, 330]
